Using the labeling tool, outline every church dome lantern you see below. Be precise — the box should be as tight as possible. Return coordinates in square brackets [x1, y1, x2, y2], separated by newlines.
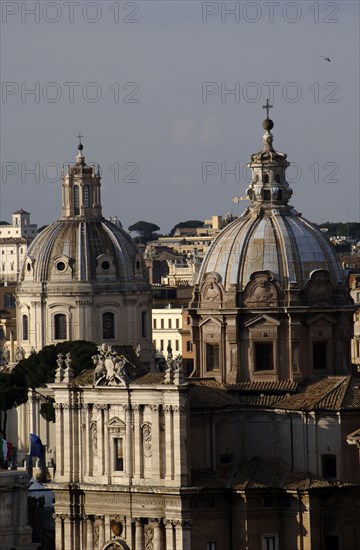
[190, 105, 355, 384]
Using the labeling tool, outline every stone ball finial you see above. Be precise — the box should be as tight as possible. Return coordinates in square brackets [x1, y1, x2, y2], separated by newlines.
[263, 118, 274, 131]
[78, 143, 84, 151]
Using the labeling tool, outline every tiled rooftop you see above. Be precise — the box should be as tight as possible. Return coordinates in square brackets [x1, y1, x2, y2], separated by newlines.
[191, 457, 358, 491]
[272, 376, 360, 411]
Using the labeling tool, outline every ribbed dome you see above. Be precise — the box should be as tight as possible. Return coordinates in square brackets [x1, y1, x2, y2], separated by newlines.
[197, 113, 346, 293]
[198, 209, 345, 291]
[22, 218, 146, 284]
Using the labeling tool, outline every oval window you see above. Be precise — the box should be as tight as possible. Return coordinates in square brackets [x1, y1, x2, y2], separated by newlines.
[56, 261, 66, 272]
[101, 260, 110, 271]
[26, 263, 31, 272]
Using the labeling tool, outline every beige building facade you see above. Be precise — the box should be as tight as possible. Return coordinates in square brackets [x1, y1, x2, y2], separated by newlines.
[152, 307, 183, 356]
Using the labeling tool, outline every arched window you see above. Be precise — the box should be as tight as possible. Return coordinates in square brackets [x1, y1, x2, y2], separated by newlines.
[83, 185, 90, 207]
[275, 174, 280, 183]
[54, 314, 67, 340]
[74, 185, 80, 215]
[103, 312, 115, 340]
[263, 174, 269, 183]
[22, 315, 29, 341]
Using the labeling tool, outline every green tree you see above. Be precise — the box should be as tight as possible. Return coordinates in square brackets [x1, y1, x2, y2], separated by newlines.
[0, 369, 28, 438]
[13, 340, 98, 389]
[37, 225, 48, 234]
[169, 220, 204, 236]
[1, 341, 97, 431]
[128, 220, 161, 243]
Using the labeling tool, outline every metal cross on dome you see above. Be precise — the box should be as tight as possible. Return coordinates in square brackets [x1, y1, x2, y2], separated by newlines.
[262, 99, 273, 118]
[77, 132, 83, 144]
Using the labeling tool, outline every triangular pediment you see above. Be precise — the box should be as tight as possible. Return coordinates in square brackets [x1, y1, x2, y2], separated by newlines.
[245, 314, 281, 328]
[307, 314, 336, 325]
[107, 416, 125, 429]
[199, 315, 223, 328]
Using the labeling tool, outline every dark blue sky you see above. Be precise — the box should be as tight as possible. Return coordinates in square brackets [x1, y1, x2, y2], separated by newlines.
[1, 1, 359, 233]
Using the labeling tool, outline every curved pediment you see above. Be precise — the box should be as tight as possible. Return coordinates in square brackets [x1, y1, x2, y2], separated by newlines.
[200, 272, 223, 307]
[243, 271, 279, 307]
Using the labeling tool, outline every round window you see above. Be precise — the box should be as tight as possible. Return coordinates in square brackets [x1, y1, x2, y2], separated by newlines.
[101, 260, 110, 271]
[56, 261, 66, 272]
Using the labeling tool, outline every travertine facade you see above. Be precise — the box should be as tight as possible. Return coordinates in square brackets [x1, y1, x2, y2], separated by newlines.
[0, 471, 39, 550]
[51, 348, 192, 550]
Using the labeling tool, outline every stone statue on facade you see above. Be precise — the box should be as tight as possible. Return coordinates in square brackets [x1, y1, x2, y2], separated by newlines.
[93, 344, 130, 386]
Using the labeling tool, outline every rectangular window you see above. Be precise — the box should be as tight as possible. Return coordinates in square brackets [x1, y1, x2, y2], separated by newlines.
[206, 343, 220, 371]
[176, 319, 179, 329]
[153, 319, 157, 329]
[262, 535, 278, 550]
[313, 342, 327, 370]
[207, 544, 216, 550]
[141, 311, 147, 338]
[22, 315, 29, 341]
[54, 314, 67, 340]
[160, 339, 164, 351]
[255, 342, 273, 371]
[114, 438, 124, 471]
[161, 319, 164, 329]
[4, 294, 15, 308]
[102, 312, 114, 340]
[168, 319, 172, 329]
[175, 340, 179, 351]
[322, 454, 337, 479]
[324, 535, 339, 550]
[187, 341, 193, 353]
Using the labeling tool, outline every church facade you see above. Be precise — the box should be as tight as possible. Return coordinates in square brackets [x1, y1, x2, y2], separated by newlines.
[49, 113, 360, 550]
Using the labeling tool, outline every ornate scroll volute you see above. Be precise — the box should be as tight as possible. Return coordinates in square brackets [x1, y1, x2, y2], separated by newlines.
[200, 272, 223, 308]
[243, 271, 279, 307]
[304, 269, 333, 305]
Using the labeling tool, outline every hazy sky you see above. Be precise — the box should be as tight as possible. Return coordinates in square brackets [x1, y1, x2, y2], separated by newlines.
[0, 1, 359, 234]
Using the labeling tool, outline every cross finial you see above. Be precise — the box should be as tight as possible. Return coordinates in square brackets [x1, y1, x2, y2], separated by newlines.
[77, 132, 83, 144]
[262, 99, 273, 118]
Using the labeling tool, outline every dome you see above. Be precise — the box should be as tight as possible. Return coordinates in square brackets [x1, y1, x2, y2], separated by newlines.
[22, 218, 146, 284]
[190, 109, 354, 385]
[17, 141, 153, 366]
[197, 115, 346, 293]
[198, 210, 345, 292]
[20, 142, 146, 286]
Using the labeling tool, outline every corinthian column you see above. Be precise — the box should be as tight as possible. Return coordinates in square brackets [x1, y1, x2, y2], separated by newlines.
[164, 519, 175, 550]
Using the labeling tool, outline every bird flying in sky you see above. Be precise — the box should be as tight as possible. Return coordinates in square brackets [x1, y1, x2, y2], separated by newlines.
[318, 56, 331, 62]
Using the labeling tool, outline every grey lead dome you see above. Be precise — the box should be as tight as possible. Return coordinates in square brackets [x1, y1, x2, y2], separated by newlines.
[197, 115, 345, 292]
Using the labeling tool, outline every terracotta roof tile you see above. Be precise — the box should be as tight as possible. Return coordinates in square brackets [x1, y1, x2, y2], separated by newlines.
[227, 380, 298, 392]
[191, 458, 359, 491]
[131, 372, 165, 385]
[272, 376, 360, 411]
